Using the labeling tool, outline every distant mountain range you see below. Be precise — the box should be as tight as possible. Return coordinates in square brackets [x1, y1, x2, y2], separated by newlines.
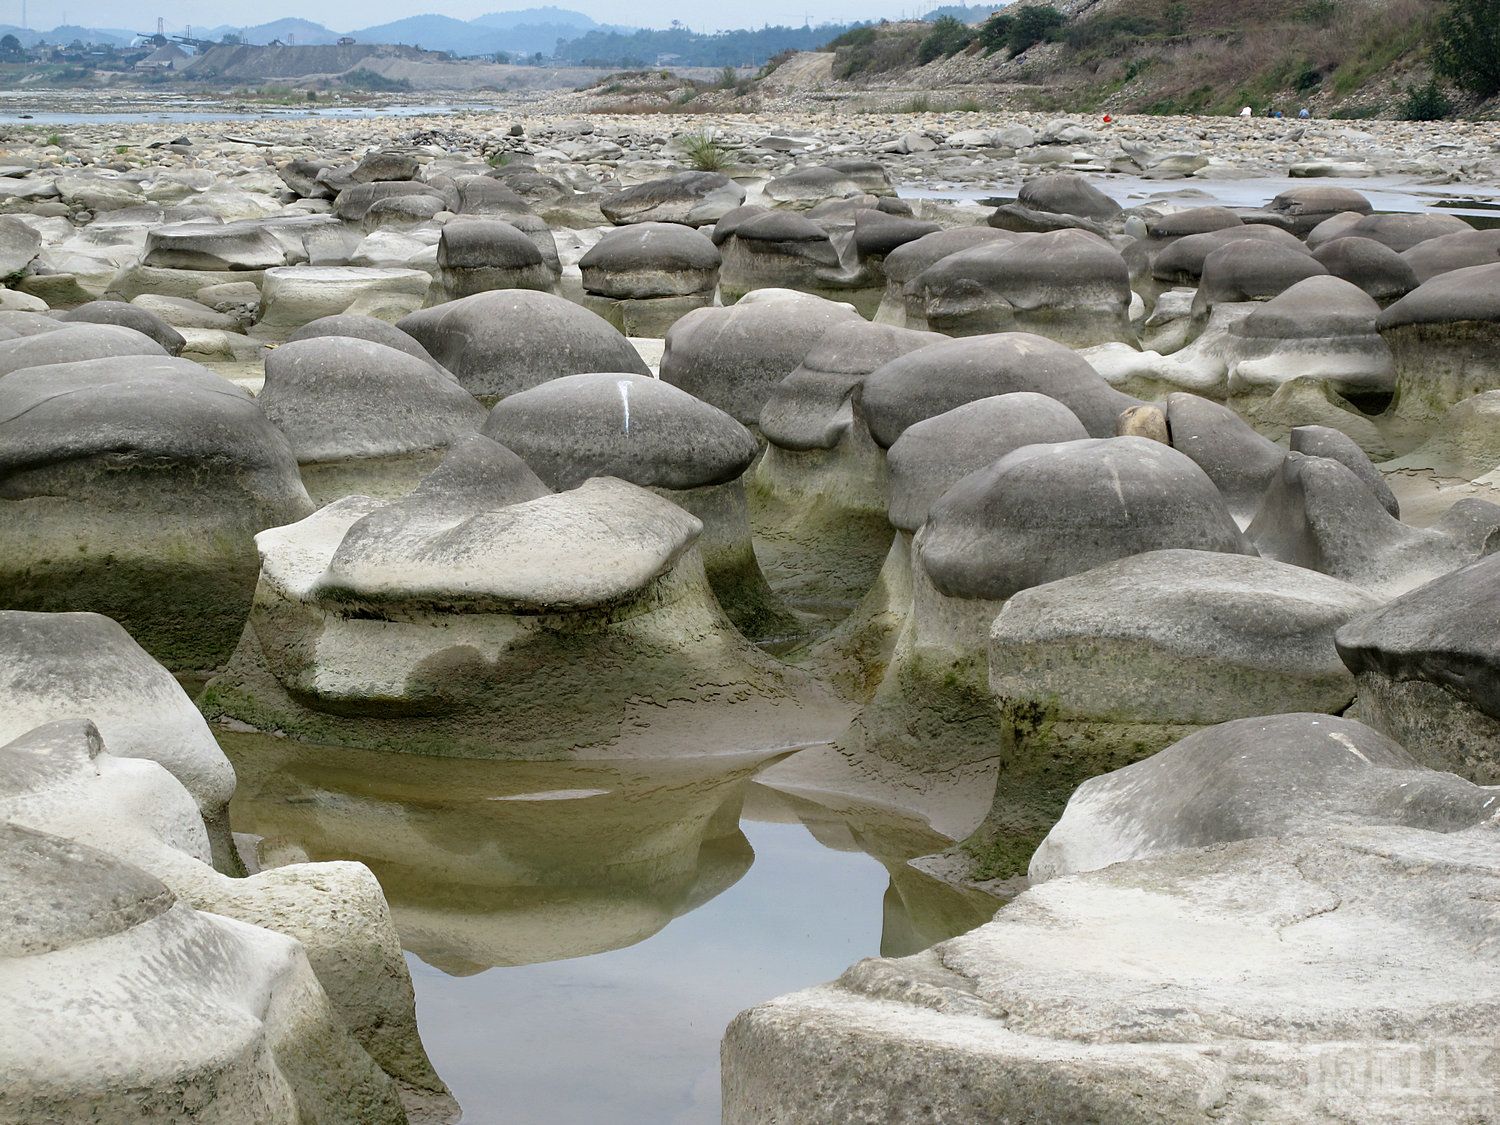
[0, 10, 635, 58]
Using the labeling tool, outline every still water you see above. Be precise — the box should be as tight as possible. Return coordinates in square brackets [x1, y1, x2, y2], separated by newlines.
[219, 734, 1000, 1124]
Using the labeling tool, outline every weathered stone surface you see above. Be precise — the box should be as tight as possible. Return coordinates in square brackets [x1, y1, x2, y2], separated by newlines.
[1311, 235, 1419, 303]
[1017, 173, 1121, 220]
[399, 289, 649, 402]
[1031, 712, 1494, 881]
[725, 821, 1500, 1125]
[886, 393, 1087, 531]
[862, 332, 1140, 445]
[918, 437, 1251, 602]
[601, 171, 745, 227]
[1338, 550, 1500, 783]
[438, 219, 558, 298]
[0, 356, 312, 670]
[579, 222, 720, 299]
[0, 322, 166, 377]
[660, 289, 861, 426]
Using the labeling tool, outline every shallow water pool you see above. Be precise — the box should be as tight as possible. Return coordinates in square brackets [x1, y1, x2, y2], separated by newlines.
[218, 733, 1001, 1124]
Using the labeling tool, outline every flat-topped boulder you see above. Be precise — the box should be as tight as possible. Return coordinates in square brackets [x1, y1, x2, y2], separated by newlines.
[1338, 550, 1500, 783]
[661, 289, 862, 426]
[763, 165, 872, 209]
[143, 220, 287, 271]
[253, 266, 431, 339]
[1400, 228, 1500, 283]
[1032, 712, 1494, 881]
[601, 171, 745, 227]
[862, 332, 1141, 445]
[438, 218, 558, 299]
[886, 393, 1088, 532]
[351, 150, 420, 183]
[483, 372, 788, 637]
[259, 335, 485, 505]
[398, 289, 649, 403]
[203, 438, 847, 758]
[0, 355, 311, 670]
[918, 437, 1251, 602]
[905, 228, 1133, 346]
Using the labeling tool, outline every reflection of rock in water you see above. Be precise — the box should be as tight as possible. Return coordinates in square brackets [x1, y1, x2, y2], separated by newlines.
[221, 731, 767, 972]
[742, 783, 1002, 958]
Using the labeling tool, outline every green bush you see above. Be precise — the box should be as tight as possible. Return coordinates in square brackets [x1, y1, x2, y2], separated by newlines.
[1433, 0, 1500, 98]
[1008, 5, 1066, 54]
[1401, 78, 1454, 118]
[341, 68, 413, 92]
[918, 15, 974, 64]
[978, 12, 1014, 53]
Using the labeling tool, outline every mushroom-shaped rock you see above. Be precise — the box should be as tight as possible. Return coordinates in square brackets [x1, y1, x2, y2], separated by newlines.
[862, 332, 1142, 445]
[962, 552, 1384, 873]
[0, 610, 239, 870]
[601, 171, 746, 227]
[1377, 262, 1500, 422]
[144, 220, 287, 271]
[1224, 274, 1393, 405]
[1151, 225, 1304, 289]
[0, 822, 407, 1124]
[1290, 423, 1399, 516]
[1311, 235, 1419, 304]
[1328, 211, 1474, 253]
[1016, 174, 1120, 220]
[718, 210, 870, 308]
[1158, 392, 1288, 524]
[0, 356, 312, 670]
[874, 226, 1015, 326]
[578, 222, 721, 337]
[1143, 206, 1243, 242]
[1030, 712, 1492, 882]
[661, 289, 862, 426]
[1400, 228, 1500, 284]
[1337, 550, 1500, 783]
[254, 266, 432, 339]
[482, 372, 788, 637]
[397, 289, 649, 403]
[990, 552, 1379, 731]
[760, 321, 939, 452]
[259, 336, 486, 505]
[905, 228, 1133, 346]
[204, 450, 847, 757]
[58, 299, 186, 354]
[0, 719, 450, 1104]
[851, 209, 941, 264]
[1265, 186, 1373, 236]
[1248, 452, 1500, 598]
[1190, 239, 1326, 319]
[918, 437, 1251, 602]
[886, 393, 1088, 531]
[751, 320, 940, 617]
[580, 222, 721, 298]
[438, 218, 558, 301]
[286, 313, 446, 372]
[0, 322, 166, 377]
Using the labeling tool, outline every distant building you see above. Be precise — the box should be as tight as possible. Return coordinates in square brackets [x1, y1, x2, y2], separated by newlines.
[338, 36, 356, 46]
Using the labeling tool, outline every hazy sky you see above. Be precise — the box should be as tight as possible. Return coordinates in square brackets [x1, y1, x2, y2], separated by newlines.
[12, 0, 944, 33]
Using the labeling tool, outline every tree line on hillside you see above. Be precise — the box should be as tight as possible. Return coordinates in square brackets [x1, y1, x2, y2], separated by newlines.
[552, 22, 861, 67]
